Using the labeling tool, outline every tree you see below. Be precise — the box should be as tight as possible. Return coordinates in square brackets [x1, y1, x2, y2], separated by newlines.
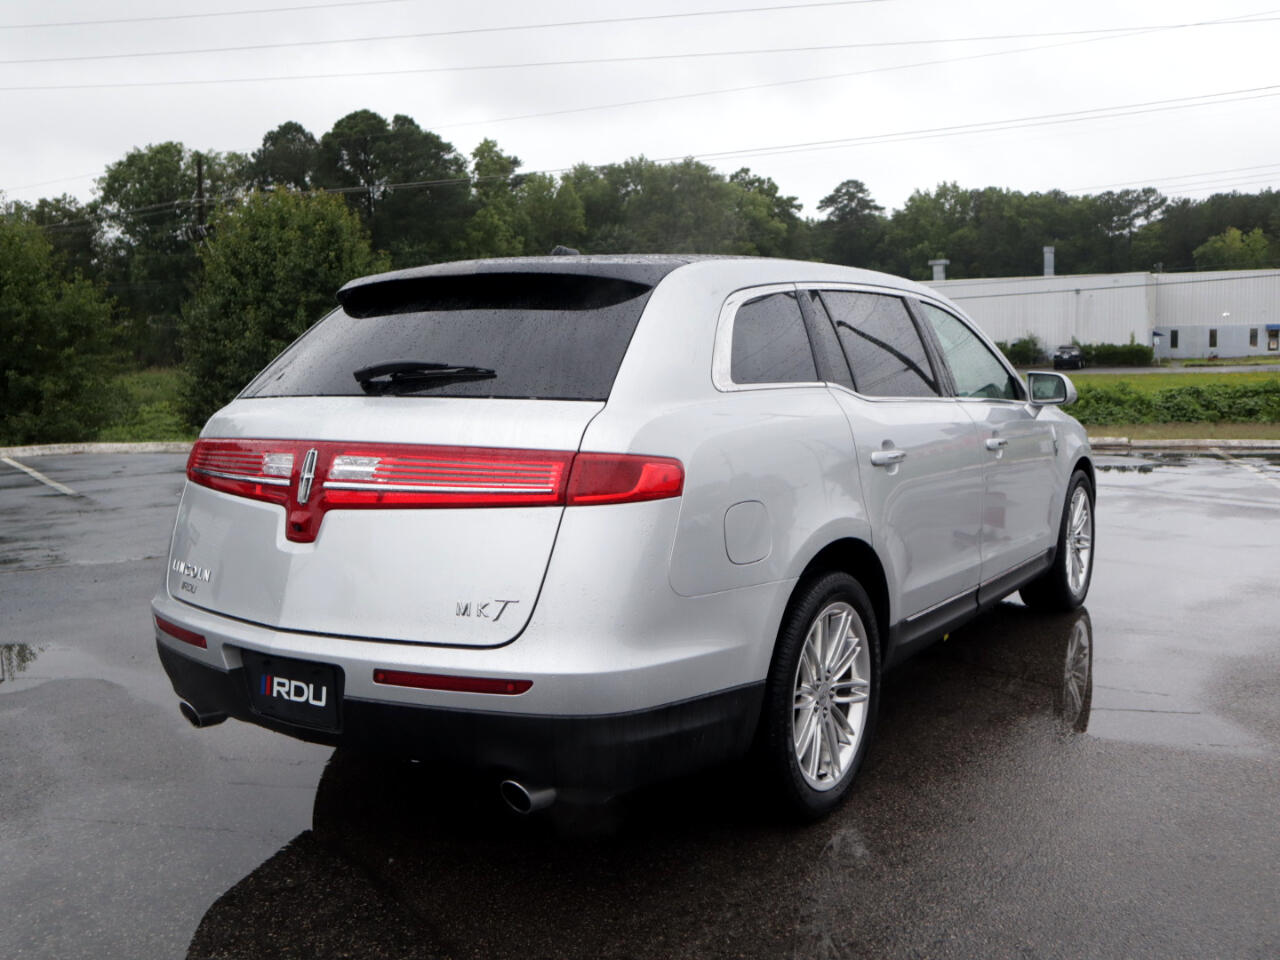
[179, 190, 388, 426]
[316, 111, 473, 265]
[462, 139, 526, 258]
[814, 179, 885, 267]
[730, 168, 807, 258]
[0, 216, 118, 443]
[1192, 226, 1275, 270]
[97, 142, 249, 365]
[3, 194, 98, 281]
[250, 121, 319, 190]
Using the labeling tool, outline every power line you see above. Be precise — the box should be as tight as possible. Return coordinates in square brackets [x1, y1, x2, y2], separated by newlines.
[5, 15, 1280, 92]
[1068, 162, 1280, 193]
[0, 0, 414, 30]
[417, 10, 1280, 131]
[0, 1, 890, 65]
[665, 84, 1280, 165]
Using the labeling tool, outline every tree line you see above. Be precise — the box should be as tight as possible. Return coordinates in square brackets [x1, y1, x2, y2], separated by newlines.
[4, 107, 1280, 442]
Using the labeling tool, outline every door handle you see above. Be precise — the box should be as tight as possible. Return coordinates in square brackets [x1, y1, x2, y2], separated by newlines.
[870, 449, 907, 467]
[985, 437, 1008, 450]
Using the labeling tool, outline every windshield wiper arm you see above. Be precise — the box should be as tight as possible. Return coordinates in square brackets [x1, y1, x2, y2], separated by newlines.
[353, 361, 497, 396]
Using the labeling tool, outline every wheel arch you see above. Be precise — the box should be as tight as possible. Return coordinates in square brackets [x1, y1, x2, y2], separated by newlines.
[1074, 454, 1096, 494]
[792, 538, 891, 658]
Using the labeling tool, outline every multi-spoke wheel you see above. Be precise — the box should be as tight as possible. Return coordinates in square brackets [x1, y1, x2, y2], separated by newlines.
[1055, 609, 1093, 734]
[1021, 469, 1095, 612]
[760, 572, 880, 818]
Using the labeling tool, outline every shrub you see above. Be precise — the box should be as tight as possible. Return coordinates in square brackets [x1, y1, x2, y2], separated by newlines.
[0, 217, 119, 444]
[1079, 342, 1154, 366]
[1072, 380, 1280, 425]
[996, 334, 1045, 366]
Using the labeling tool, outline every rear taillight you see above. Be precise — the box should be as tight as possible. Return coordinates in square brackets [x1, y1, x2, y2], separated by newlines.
[187, 440, 295, 505]
[566, 453, 684, 505]
[324, 446, 573, 508]
[185, 439, 683, 542]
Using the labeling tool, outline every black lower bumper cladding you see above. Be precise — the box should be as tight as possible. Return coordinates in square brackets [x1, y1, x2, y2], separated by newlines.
[157, 640, 763, 797]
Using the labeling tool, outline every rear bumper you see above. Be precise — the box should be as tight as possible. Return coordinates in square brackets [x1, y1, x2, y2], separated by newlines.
[157, 639, 763, 798]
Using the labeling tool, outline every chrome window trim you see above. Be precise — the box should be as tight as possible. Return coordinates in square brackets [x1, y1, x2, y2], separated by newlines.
[824, 381, 959, 406]
[712, 282, 827, 393]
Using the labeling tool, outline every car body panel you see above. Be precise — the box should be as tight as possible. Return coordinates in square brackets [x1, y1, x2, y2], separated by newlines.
[154, 254, 1094, 798]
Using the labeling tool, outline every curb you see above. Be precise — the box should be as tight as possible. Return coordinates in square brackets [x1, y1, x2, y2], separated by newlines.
[0, 441, 194, 458]
[1086, 438, 1280, 453]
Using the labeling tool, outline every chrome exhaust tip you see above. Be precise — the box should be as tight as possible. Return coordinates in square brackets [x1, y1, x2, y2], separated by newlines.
[499, 779, 556, 814]
[179, 700, 227, 728]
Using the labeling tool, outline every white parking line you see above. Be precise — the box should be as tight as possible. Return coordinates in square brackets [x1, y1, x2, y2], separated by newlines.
[0, 456, 78, 496]
[1212, 448, 1280, 494]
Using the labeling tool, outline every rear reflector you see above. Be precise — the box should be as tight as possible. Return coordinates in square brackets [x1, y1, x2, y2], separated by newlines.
[566, 452, 684, 505]
[186, 440, 683, 542]
[155, 616, 207, 649]
[373, 669, 532, 696]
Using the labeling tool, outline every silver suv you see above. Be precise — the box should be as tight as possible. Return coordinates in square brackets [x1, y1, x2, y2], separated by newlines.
[153, 255, 1094, 818]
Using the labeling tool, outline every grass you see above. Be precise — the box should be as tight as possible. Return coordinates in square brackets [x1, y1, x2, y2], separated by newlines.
[98, 367, 197, 442]
[1086, 422, 1280, 440]
[1181, 356, 1280, 367]
[1070, 370, 1280, 394]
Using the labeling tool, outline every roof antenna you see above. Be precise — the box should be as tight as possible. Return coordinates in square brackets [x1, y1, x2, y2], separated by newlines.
[549, 245, 580, 256]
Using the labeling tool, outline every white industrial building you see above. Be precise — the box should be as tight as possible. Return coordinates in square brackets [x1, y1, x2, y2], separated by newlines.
[929, 267, 1280, 360]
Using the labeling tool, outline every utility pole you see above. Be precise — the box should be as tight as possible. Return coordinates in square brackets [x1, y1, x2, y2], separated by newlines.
[195, 152, 206, 234]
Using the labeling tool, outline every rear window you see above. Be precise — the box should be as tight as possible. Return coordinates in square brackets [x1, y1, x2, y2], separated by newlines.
[242, 273, 654, 402]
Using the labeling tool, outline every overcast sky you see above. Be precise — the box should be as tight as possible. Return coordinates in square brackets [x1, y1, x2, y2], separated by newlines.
[2, 0, 1279, 217]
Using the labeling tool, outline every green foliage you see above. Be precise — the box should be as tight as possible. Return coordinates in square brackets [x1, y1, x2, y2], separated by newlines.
[1192, 226, 1275, 270]
[0, 217, 119, 444]
[1078, 342, 1154, 366]
[250, 121, 319, 190]
[179, 190, 388, 426]
[814, 179, 883, 266]
[317, 111, 473, 266]
[97, 368, 194, 441]
[1070, 380, 1280, 425]
[995, 334, 1045, 365]
[97, 142, 249, 366]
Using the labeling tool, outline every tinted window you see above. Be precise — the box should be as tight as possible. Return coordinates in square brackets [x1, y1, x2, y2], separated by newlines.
[730, 292, 818, 384]
[919, 303, 1022, 401]
[243, 273, 652, 402]
[821, 292, 939, 397]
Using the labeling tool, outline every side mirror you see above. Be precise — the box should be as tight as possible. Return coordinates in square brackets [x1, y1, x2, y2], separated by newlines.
[1027, 371, 1078, 406]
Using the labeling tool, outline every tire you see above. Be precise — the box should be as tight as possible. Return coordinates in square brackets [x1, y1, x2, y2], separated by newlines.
[758, 571, 881, 819]
[1020, 469, 1095, 611]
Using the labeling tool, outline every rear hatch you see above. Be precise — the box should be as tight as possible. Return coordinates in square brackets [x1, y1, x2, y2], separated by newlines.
[168, 268, 670, 647]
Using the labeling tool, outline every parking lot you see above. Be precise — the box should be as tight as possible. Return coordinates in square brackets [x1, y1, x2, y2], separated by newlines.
[2, 452, 1278, 959]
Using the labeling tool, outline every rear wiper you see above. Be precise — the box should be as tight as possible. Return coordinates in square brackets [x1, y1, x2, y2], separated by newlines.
[353, 361, 497, 396]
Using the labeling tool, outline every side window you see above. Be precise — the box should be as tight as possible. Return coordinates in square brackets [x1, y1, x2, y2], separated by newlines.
[919, 303, 1022, 401]
[821, 291, 939, 397]
[730, 291, 818, 385]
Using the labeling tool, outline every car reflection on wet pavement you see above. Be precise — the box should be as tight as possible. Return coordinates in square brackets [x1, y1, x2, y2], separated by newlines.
[2, 454, 1278, 959]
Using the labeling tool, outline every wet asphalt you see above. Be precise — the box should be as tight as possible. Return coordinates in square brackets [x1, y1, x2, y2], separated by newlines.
[1, 453, 1277, 959]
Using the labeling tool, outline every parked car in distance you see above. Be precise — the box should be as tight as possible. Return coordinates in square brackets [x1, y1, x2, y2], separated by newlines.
[1053, 344, 1086, 369]
[154, 255, 1095, 819]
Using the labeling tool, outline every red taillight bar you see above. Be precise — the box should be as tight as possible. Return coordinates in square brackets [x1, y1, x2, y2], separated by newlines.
[185, 439, 684, 543]
[373, 669, 532, 696]
[155, 616, 207, 649]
